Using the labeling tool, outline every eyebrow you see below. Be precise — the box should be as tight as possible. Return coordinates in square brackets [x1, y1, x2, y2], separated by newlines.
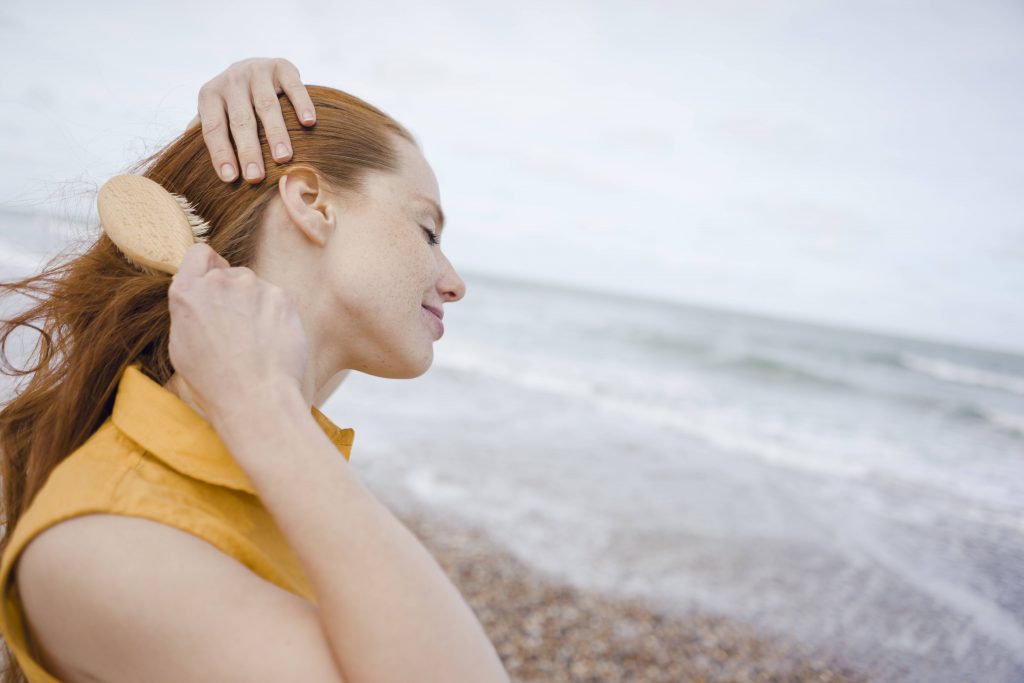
[414, 195, 446, 234]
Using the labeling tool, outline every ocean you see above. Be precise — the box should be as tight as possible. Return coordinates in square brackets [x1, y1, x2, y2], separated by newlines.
[2, 209, 1023, 682]
[328, 272, 1024, 682]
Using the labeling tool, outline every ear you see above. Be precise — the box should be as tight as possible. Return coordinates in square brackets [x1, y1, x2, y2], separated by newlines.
[277, 168, 337, 247]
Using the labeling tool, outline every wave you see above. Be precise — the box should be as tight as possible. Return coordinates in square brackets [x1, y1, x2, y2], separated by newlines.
[948, 403, 1024, 438]
[981, 409, 1024, 438]
[436, 342, 885, 482]
[721, 352, 854, 391]
[900, 353, 1024, 396]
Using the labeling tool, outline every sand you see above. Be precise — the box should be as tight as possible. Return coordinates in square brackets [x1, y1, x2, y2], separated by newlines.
[396, 506, 878, 683]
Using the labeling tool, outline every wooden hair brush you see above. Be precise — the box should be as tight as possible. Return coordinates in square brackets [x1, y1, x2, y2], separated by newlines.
[96, 174, 212, 275]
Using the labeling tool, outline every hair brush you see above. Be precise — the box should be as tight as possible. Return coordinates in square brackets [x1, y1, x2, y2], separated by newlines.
[96, 174, 212, 275]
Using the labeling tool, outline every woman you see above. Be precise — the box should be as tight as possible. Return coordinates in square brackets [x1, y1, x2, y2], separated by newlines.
[0, 59, 509, 683]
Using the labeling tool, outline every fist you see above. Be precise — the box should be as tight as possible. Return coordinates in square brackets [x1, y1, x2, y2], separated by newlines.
[167, 243, 310, 419]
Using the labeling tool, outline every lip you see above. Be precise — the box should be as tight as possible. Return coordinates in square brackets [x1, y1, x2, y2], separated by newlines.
[422, 305, 444, 338]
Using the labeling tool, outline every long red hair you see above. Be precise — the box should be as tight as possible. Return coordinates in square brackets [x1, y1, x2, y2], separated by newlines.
[0, 85, 413, 682]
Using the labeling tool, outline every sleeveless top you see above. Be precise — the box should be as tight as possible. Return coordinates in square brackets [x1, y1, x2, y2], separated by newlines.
[0, 362, 356, 682]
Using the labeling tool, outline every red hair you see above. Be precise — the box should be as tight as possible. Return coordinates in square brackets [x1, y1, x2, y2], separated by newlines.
[0, 85, 414, 682]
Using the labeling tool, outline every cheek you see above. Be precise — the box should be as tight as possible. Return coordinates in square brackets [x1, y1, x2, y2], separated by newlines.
[321, 235, 431, 315]
[374, 239, 435, 293]
[326, 260, 405, 319]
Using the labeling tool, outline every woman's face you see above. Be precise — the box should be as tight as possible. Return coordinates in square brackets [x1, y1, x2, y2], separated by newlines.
[255, 135, 466, 387]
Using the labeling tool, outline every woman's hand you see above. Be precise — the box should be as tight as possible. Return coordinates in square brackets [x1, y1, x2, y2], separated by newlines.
[187, 58, 317, 185]
[167, 243, 311, 423]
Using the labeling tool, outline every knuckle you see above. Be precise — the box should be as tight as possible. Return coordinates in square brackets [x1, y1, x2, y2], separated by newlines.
[197, 88, 219, 108]
[208, 150, 233, 167]
[253, 94, 279, 113]
[228, 108, 254, 129]
[274, 60, 299, 80]
[277, 70, 301, 86]
[225, 71, 248, 90]
[167, 282, 188, 302]
[234, 144, 261, 163]
[264, 127, 286, 144]
[272, 292, 293, 310]
[205, 148, 233, 166]
[201, 118, 226, 137]
[274, 60, 302, 87]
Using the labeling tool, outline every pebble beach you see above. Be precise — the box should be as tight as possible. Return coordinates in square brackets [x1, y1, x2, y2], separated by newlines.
[396, 504, 877, 683]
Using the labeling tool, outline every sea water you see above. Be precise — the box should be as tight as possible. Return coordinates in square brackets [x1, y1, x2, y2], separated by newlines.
[330, 273, 1024, 682]
[2, 210, 1022, 682]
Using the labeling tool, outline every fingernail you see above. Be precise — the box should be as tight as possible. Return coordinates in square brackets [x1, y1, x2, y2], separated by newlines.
[220, 164, 236, 181]
[275, 143, 288, 160]
[245, 163, 261, 181]
[302, 111, 315, 124]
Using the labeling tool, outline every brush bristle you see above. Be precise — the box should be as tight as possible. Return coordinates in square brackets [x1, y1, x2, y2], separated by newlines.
[169, 193, 212, 242]
[114, 248, 161, 276]
[98, 174, 218, 276]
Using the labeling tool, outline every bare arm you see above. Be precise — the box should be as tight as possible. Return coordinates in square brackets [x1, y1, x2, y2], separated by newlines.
[18, 514, 349, 683]
[209, 380, 509, 683]
[160, 241, 503, 681]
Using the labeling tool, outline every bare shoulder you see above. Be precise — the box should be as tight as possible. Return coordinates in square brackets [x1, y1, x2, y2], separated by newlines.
[17, 514, 346, 683]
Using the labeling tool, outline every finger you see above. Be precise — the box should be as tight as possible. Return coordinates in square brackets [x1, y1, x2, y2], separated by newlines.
[209, 250, 231, 270]
[197, 86, 238, 182]
[174, 243, 220, 285]
[219, 266, 255, 279]
[186, 113, 201, 130]
[224, 82, 265, 184]
[273, 59, 316, 126]
[251, 75, 291, 164]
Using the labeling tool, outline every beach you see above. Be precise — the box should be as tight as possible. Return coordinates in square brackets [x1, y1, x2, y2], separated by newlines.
[3, 214, 1022, 680]
[396, 502, 874, 683]
[328, 270, 1024, 683]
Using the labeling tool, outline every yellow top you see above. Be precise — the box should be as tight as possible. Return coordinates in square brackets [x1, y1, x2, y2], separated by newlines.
[0, 362, 356, 682]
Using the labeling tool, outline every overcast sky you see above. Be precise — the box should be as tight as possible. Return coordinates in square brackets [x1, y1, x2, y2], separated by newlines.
[1, 0, 1022, 354]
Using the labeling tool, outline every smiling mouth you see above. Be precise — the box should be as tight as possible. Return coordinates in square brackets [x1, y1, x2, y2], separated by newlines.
[422, 305, 444, 338]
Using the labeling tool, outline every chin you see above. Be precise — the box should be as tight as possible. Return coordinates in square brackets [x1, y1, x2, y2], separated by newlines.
[369, 347, 434, 380]
[405, 348, 434, 378]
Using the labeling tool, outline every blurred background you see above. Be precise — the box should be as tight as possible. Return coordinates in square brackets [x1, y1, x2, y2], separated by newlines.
[1, 1, 1022, 681]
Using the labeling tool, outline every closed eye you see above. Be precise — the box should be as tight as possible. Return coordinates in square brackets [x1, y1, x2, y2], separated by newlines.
[422, 226, 441, 246]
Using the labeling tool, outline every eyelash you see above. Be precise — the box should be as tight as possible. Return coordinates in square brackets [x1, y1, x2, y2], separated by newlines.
[422, 226, 441, 246]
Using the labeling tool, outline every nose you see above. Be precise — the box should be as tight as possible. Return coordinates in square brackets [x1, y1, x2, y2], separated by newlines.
[437, 252, 466, 303]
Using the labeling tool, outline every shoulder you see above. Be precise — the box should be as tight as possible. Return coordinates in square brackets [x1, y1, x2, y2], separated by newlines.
[17, 514, 345, 683]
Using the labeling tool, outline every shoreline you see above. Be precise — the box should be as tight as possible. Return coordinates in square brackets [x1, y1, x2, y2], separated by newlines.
[394, 503, 878, 683]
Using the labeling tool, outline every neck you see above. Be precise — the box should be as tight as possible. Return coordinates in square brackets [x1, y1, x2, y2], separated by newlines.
[162, 368, 320, 422]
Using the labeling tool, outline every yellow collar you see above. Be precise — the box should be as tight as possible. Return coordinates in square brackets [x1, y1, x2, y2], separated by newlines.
[110, 363, 355, 496]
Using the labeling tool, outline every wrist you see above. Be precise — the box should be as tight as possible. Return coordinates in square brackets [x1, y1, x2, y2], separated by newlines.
[208, 376, 308, 443]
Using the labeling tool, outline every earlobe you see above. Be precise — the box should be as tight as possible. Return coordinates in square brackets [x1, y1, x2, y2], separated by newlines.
[277, 171, 335, 247]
